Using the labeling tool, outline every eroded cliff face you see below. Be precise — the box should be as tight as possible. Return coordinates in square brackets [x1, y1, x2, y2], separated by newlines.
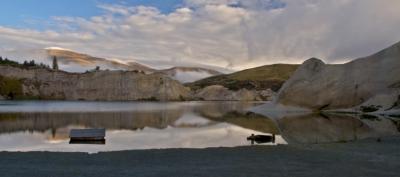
[277, 41, 400, 110]
[0, 66, 190, 101]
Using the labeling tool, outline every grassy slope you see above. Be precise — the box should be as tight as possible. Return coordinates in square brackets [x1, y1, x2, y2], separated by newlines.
[186, 64, 299, 91]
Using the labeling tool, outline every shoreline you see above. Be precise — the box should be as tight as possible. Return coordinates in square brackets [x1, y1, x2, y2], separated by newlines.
[1, 136, 399, 177]
[249, 102, 400, 118]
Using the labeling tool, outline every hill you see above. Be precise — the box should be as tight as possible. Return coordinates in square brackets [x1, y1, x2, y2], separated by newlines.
[186, 64, 299, 91]
[46, 48, 222, 82]
[46, 48, 156, 73]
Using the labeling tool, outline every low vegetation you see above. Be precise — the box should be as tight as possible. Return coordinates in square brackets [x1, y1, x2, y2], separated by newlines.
[0, 76, 23, 99]
[186, 64, 299, 91]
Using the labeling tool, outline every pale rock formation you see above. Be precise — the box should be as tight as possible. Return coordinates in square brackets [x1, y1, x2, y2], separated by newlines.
[235, 89, 262, 101]
[0, 66, 190, 101]
[0, 95, 4, 100]
[277, 41, 400, 111]
[194, 85, 261, 101]
[258, 89, 276, 101]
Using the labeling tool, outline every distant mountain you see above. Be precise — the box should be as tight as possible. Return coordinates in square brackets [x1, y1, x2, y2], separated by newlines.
[157, 67, 223, 83]
[186, 64, 299, 91]
[46, 47, 156, 73]
[45, 48, 222, 82]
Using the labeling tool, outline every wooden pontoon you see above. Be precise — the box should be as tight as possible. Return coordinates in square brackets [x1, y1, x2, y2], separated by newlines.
[69, 128, 106, 144]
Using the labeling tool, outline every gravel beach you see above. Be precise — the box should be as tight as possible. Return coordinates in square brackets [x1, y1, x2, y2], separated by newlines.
[1, 136, 399, 177]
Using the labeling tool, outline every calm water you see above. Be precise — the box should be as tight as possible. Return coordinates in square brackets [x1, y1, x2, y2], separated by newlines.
[0, 101, 399, 153]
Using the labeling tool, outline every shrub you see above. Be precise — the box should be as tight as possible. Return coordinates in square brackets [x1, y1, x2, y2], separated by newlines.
[0, 76, 23, 99]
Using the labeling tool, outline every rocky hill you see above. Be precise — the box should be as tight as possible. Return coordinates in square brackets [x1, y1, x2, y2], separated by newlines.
[0, 64, 268, 101]
[0, 55, 296, 102]
[186, 64, 299, 91]
[0, 65, 190, 101]
[277, 41, 400, 112]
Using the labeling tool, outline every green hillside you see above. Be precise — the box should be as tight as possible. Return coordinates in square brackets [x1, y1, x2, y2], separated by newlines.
[186, 64, 299, 91]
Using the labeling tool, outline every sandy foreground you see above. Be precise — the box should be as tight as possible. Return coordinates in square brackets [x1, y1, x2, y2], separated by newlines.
[0, 136, 399, 177]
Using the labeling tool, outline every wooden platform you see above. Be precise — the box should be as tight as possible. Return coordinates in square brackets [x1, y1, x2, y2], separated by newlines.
[69, 128, 106, 143]
[69, 139, 106, 145]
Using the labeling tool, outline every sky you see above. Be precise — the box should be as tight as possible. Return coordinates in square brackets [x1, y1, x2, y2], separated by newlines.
[1, 0, 400, 71]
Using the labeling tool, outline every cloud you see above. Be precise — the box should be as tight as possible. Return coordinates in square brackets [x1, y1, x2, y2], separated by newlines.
[1, 0, 400, 70]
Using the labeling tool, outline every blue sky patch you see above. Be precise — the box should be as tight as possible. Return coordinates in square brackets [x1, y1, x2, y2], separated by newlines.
[0, 0, 183, 29]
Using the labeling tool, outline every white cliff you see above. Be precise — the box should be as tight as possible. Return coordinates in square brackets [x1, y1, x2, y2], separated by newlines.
[0, 66, 190, 101]
[277, 41, 400, 112]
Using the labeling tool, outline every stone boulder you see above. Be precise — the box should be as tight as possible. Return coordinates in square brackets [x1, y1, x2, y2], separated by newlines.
[277, 41, 400, 111]
[258, 89, 276, 101]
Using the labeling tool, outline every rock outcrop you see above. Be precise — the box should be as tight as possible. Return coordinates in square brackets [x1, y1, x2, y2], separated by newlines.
[0, 95, 4, 100]
[0, 66, 190, 101]
[277, 41, 400, 111]
[194, 85, 262, 101]
[258, 89, 276, 101]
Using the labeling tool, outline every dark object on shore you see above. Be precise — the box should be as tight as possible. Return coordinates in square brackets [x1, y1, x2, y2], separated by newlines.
[7, 92, 14, 100]
[70, 139, 106, 145]
[360, 105, 382, 113]
[69, 128, 106, 144]
[247, 134, 275, 145]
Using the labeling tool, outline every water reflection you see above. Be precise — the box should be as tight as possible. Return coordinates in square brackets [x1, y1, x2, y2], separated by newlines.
[0, 101, 278, 153]
[0, 101, 399, 153]
[275, 113, 400, 144]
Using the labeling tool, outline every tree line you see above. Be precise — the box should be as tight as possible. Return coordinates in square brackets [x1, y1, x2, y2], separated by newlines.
[0, 56, 111, 73]
[0, 56, 59, 70]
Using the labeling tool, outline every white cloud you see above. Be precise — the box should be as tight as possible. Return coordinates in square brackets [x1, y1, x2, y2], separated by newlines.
[1, 0, 400, 70]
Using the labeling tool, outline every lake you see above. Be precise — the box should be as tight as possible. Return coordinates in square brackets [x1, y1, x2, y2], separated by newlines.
[0, 101, 398, 153]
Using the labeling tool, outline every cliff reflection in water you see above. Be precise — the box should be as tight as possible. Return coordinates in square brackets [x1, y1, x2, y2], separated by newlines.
[199, 110, 400, 144]
[0, 101, 399, 152]
[275, 114, 400, 144]
[0, 101, 275, 152]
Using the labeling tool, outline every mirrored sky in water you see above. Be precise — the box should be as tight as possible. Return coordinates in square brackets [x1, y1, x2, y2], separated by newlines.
[0, 101, 284, 153]
[0, 101, 399, 153]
